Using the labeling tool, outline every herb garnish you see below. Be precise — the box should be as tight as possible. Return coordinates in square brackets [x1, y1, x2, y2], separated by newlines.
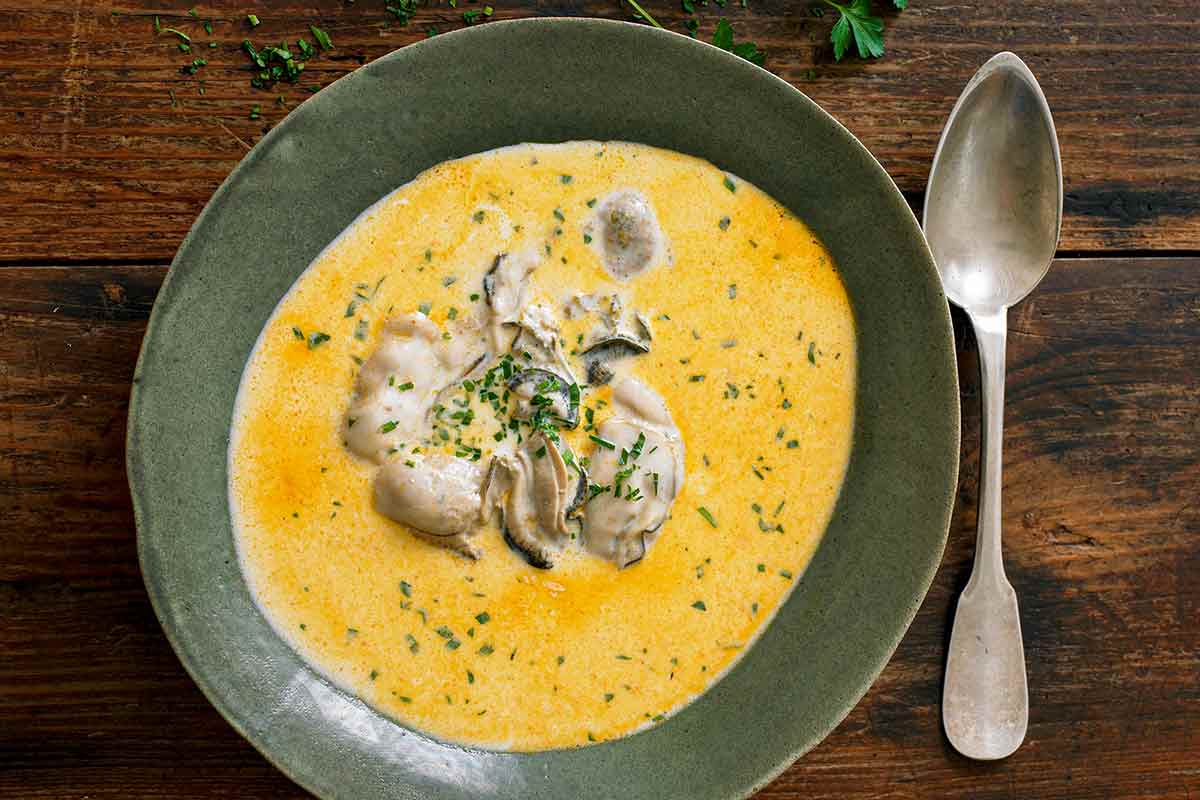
[691, 600, 707, 611]
[309, 25, 334, 51]
[697, 507, 718, 527]
[712, 18, 766, 67]
[822, 0, 904, 61]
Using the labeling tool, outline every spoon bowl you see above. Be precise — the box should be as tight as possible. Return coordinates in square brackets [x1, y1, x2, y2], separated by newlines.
[925, 52, 1062, 312]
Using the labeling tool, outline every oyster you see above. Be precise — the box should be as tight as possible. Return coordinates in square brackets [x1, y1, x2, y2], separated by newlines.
[483, 432, 582, 569]
[483, 251, 537, 353]
[374, 453, 484, 558]
[589, 190, 669, 280]
[583, 377, 685, 567]
[344, 314, 465, 463]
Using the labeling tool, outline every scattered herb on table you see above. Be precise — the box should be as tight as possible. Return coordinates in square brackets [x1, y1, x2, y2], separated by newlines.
[712, 18, 766, 67]
[823, 0, 906, 61]
[309, 25, 334, 50]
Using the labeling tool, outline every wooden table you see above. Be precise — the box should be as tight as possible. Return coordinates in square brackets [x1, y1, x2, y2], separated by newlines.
[2, 2, 1197, 797]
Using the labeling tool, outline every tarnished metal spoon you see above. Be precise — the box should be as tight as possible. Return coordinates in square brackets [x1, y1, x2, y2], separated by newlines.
[923, 52, 1062, 760]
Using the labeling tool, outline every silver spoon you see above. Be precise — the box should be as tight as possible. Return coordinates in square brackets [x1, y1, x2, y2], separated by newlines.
[923, 52, 1062, 760]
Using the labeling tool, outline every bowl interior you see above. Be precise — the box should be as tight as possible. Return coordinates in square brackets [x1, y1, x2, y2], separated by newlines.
[129, 18, 958, 800]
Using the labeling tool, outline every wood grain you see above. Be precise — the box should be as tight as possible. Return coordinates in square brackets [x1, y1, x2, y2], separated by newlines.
[1, 258, 1196, 798]
[1, 0, 1199, 263]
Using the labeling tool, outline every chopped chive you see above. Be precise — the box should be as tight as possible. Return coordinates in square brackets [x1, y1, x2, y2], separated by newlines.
[589, 434, 616, 450]
[475, 611, 490, 624]
[400, 580, 412, 597]
[697, 507, 718, 527]
[723, 175, 737, 192]
[691, 600, 707, 611]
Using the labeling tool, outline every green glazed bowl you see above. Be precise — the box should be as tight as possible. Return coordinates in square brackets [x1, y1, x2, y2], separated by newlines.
[129, 18, 958, 800]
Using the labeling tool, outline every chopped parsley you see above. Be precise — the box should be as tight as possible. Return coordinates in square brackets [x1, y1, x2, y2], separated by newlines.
[712, 17, 766, 67]
[309, 25, 334, 51]
[691, 600, 707, 611]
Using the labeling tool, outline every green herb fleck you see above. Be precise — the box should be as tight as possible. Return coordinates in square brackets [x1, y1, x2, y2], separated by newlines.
[697, 507, 718, 528]
[246, 13, 260, 27]
[691, 600, 707, 611]
[723, 175, 737, 193]
[712, 18, 766, 66]
[475, 611, 491, 625]
[310, 25, 334, 51]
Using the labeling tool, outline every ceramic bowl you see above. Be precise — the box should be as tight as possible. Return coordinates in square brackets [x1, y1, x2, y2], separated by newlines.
[129, 18, 958, 800]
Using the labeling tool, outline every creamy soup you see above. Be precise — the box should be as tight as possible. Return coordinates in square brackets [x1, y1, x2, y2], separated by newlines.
[231, 141, 856, 751]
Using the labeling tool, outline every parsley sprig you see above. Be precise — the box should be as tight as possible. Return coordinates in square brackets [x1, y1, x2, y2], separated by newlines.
[824, 0, 907, 61]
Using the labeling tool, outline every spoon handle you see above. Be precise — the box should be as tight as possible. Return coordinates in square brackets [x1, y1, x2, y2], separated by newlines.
[972, 307, 1008, 584]
[942, 306, 1029, 760]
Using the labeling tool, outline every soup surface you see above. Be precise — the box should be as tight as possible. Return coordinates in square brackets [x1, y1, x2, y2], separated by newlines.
[231, 141, 856, 751]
